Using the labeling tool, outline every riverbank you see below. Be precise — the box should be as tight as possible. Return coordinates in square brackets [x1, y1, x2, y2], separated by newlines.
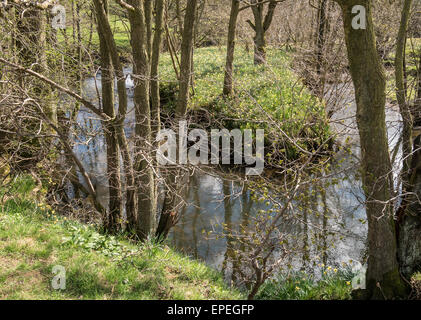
[0, 175, 358, 300]
[0, 176, 243, 300]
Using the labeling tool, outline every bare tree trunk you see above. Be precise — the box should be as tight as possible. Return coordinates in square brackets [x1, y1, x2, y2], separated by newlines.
[247, 0, 279, 65]
[15, 5, 56, 123]
[156, 0, 198, 240]
[94, 0, 136, 231]
[395, 0, 413, 185]
[94, 0, 124, 232]
[398, 133, 421, 279]
[144, 0, 153, 61]
[127, 0, 156, 240]
[151, 0, 165, 137]
[335, 0, 407, 299]
[397, 0, 421, 281]
[249, 2, 265, 65]
[223, 0, 240, 97]
[417, 50, 421, 104]
[175, 0, 184, 36]
[175, 0, 198, 116]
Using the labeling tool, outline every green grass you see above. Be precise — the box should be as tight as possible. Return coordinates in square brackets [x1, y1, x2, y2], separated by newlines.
[57, 14, 131, 55]
[158, 46, 330, 159]
[256, 270, 354, 300]
[0, 176, 356, 300]
[0, 176, 244, 300]
[56, 8, 330, 158]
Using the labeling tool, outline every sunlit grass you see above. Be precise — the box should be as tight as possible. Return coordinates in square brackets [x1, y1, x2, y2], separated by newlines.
[256, 269, 354, 300]
[0, 176, 243, 300]
[158, 46, 330, 158]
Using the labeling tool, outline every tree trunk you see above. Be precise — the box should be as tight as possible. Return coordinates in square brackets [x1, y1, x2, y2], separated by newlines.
[247, 0, 278, 65]
[96, 0, 123, 232]
[397, 0, 421, 280]
[175, 0, 198, 116]
[335, 0, 407, 299]
[93, 0, 136, 231]
[144, 0, 153, 61]
[395, 0, 413, 186]
[315, 0, 329, 98]
[127, 0, 156, 240]
[398, 134, 421, 279]
[251, 2, 266, 65]
[417, 50, 421, 104]
[156, 0, 198, 240]
[223, 0, 240, 97]
[151, 0, 165, 137]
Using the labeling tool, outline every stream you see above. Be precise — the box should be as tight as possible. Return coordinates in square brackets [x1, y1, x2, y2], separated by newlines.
[72, 69, 403, 283]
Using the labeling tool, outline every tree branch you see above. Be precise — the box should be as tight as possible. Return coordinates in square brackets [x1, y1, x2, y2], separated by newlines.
[0, 57, 110, 121]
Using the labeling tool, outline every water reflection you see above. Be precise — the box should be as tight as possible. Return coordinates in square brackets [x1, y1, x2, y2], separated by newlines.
[73, 71, 403, 283]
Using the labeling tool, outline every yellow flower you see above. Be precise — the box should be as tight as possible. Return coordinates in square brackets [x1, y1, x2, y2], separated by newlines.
[346, 281, 351, 286]
[295, 286, 300, 291]
[334, 268, 338, 273]
[327, 266, 332, 271]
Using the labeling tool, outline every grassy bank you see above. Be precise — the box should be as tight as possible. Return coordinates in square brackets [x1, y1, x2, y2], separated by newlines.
[158, 46, 330, 160]
[0, 176, 359, 300]
[0, 176, 243, 300]
[256, 270, 354, 300]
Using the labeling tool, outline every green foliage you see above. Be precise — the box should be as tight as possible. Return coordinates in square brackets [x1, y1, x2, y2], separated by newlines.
[256, 269, 355, 300]
[159, 47, 330, 159]
[62, 225, 134, 258]
[57, 14, 131, 58]
[0, 176, 243, 300]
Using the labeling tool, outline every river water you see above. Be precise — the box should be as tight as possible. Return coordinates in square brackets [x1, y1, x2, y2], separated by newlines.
[73, 70, 403, 282]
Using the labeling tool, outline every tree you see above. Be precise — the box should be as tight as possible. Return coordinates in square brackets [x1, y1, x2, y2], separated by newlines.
[314, 0, 332, 97]
[334, 0, 407, 299]
[151, 0, 165, 136]
[395, 0, 413, 186]
[125, 0, 156, 240]
[156, 0, 198, 240]
[223, 0, 241, 97]
[175, 0, 198, 116]
[245, 0, 281, 65]
[95, 0, 123, 232]
[396, 0, 421, 281]
[315, 0, 329, 76]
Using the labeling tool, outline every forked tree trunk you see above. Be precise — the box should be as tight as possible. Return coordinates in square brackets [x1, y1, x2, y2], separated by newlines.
[247, 0, 279, 65]
[335, 0, 407, 299]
